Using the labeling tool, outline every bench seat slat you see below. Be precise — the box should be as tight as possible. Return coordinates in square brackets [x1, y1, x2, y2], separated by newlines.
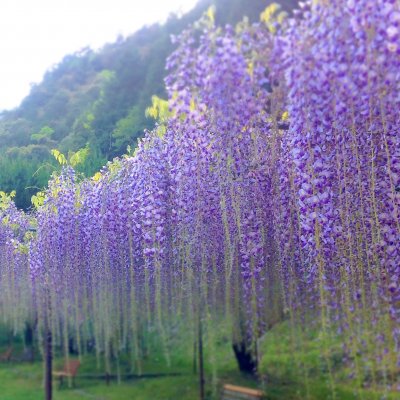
[223, 393, 262, 400]
[222, 384, 264, 399]
[223, 393, 261, 400]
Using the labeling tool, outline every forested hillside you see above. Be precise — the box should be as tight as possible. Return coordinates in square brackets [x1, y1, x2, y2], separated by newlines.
[0, 0, 297, 209]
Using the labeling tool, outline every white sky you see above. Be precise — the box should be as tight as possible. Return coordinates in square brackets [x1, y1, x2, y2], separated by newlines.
[0, 0, 197, 111]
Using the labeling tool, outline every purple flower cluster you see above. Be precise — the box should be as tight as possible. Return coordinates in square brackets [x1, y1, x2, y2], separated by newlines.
[273, 0, 400, 383]
[0, 0, 398, 391]
[0, 194, 33, 333]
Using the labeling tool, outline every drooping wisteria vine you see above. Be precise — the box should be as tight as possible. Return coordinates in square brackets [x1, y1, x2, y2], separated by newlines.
[0, 192, 33, 334]
[0, 0, 398, 396]
[273, 0, 400, 390]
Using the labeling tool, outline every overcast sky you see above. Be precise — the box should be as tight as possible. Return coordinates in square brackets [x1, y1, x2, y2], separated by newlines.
[0, 0, 197, 111]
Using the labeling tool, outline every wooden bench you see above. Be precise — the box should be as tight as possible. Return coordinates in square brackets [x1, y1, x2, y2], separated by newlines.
[0, 347, 13, 362]
[222, 384, 264, 399]
[53, 359, 81, 387]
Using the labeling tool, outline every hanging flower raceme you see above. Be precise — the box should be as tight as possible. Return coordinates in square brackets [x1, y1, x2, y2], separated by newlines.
[273, 0, 400, 385]
[165, 11, 287, 347]
[0, 2, 394, 394]
[0, 192, 33, 334]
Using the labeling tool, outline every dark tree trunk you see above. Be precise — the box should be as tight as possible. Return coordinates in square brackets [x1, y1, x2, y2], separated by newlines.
[24, 323, 34, 346]
[44, 287, 52, 400]
[44, 319, 52, 400]
[232, 341, 257, 374]
[23, 322, 35, 362]
[198, 317, 205, 400]
[68, 337, 77, 354]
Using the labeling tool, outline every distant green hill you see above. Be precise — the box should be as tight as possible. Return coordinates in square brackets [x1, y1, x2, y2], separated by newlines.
[0, 0, 298, 209]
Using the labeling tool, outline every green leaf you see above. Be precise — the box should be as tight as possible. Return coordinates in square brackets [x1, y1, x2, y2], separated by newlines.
[51, 149, 67, 165]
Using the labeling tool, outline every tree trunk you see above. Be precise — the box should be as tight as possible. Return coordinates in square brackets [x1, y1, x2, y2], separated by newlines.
[24, 322, 34, 346]
[68, 337, 77, 354]
[198, 316, 205, 400]
[44, 286, 52, 400]
[232, 341, 257, 374]
[44, 318, 52, 400]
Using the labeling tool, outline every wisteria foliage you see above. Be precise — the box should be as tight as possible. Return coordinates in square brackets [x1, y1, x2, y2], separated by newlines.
[0, 192, 33, 333]
[0, 0, 399, 394]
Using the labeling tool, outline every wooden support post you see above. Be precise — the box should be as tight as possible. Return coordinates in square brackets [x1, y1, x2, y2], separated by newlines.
[44, 300, 52, 400]
[43, 278, 53, 400]
[198, 316, 205, 400]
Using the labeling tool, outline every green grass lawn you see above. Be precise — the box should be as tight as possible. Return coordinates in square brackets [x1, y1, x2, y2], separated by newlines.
[0, 321, 399, 399]
[258, 321, 399, 400]
[0, 326, 260, 400]
[0, 361, 198, 400]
